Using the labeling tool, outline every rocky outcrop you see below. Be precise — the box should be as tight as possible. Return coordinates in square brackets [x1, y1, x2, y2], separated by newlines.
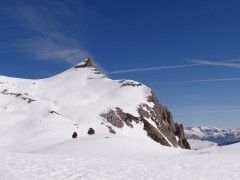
[1, 89, 36, 104]
[88, 128, 95, 135]
[74, 58, 94, 68]
[100, 92, 191, 149]
[120, 80, 142, 87]
[175, 123, 191, 149]
[101, 108, 140, 128]
[72, 132, 78, 138]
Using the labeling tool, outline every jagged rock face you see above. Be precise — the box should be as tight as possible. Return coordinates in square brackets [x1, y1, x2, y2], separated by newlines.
[101, 108, 140, 129]
[100, 92, 191, 149]
[175, 124, 191, 149]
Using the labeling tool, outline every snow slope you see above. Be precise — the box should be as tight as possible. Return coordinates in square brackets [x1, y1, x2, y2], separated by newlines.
[0, 59, 239, 179]
[0, 59, 156, 152]
[0, 134, 239, 180]
[187, 139, 218, 150]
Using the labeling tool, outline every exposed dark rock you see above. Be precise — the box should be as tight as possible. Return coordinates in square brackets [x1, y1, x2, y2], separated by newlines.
[175, 123, 191, 149]
[72, 132, 78, 138]
[101, 110, 124, 128]
[2, 89, 36, 103]
[100, 108, 140, 129]
[142, 117, 171, 146]
[182, 139, 191, 149]
[49, 110, 61, 116]
[115, 108, 139, 127]
[27, 98, 36, 103]
[1, 89, 8, 94]
[100, 91, 191, 149]
[22, 97, 36, 103]
[107, 125, 116, 134]
[119, 80, 126, 83]
[1, 89, 21, 97]
[88, 128, 95, 135]
[121, 81, 142, 87]
[74, 58, 94, 68]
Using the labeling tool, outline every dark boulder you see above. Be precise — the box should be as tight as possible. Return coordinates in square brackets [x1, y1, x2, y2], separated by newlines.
[72, 132, 78, 138]
[88, 128, 95, 135]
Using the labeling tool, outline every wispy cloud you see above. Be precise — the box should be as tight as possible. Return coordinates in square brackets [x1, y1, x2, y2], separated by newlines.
[109, 63, 201, 74]
[151, 77, 240, 85]
[0, 0, 92, 64]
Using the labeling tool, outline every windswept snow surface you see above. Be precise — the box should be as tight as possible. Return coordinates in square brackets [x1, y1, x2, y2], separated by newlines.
[0, 134, 240, 180]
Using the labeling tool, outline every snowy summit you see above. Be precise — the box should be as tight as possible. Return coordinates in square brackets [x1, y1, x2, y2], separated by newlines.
[0, 58, 190, 152]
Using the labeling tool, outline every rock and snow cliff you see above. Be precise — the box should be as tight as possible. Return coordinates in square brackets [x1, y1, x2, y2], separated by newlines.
[0, 58, 190, 151]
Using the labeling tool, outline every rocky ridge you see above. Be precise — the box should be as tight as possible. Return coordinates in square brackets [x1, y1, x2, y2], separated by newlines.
[81, 58, 190, 149]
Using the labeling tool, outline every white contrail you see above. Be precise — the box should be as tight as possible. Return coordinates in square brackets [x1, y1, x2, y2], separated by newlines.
[152, 77, 240, 85]
[109, 58, 240, 74]
[191, 60, 240, 69]
[109, 63, 201, 74]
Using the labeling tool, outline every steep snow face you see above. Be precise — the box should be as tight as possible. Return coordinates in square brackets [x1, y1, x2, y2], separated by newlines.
[0, 58, 189, 151]
[185, 126, 240, 145]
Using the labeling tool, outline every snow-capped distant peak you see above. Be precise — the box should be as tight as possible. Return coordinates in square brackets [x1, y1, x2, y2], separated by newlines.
[185, 126, 240, 144]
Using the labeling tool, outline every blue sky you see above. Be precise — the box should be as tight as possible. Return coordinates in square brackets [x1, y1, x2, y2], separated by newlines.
[1, 0, 240, 128]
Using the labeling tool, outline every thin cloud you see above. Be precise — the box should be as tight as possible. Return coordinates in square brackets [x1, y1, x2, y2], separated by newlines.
[0, 0, 91, 65]
[151, 77, 240, 85]
[190, 60, 240, 69]
[110, 58, 240, 74]
[109, 63, 201, 74]
[18, 38, 90, 65]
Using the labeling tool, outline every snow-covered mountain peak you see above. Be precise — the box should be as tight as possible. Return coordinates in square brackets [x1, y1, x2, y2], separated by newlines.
[0, 58, 191, 152]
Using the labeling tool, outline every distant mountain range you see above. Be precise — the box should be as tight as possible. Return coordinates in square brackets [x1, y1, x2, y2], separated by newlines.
[185, 126, 240, 145]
